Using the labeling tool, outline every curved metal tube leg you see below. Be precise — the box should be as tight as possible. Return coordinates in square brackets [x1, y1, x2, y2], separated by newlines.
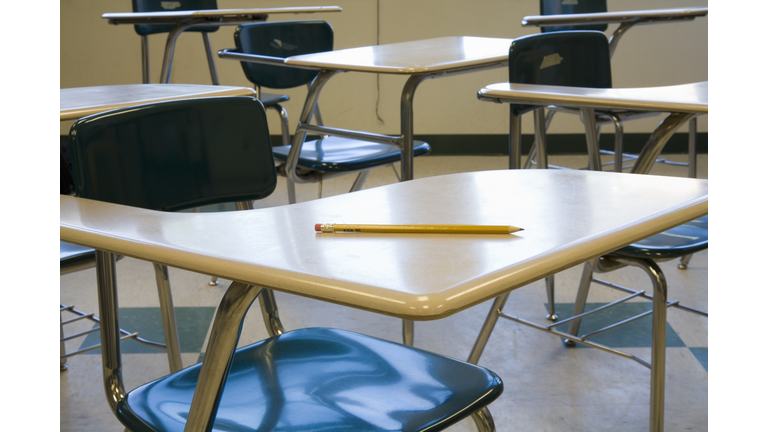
[470, 406, 496, 432]
[152, 263, 183, 373]
[140, 35, 150, 84]
[688, 117, 697, 178]
[185, 283, 264, 432]
[258, 288, 285, 337]
[95, 251, 127, 415]
[545, 275, 557, 321]
[286, 70, 340, 190]
[400, 74, 430, 181]
[202, 33, 219, 85]
[468, 293, 511, 364]
[632, 112, 697, 175]
[402, 319, 414, 346]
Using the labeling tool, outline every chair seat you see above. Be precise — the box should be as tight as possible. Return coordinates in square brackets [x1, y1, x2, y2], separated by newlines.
[612, 216, 708, 259]
[258, 92, 290, 107]
[117, 328, 503, 432]
[272, 136, 431, 173]
[60, 241, 95, 264]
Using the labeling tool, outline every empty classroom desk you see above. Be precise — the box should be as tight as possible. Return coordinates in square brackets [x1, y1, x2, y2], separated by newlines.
[61, 168, 707, 432]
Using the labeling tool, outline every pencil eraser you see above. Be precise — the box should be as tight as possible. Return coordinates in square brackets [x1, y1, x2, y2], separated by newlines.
[314, 224, 321, 232]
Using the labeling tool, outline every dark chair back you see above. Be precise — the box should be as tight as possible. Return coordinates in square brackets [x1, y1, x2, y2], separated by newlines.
[234, 21, 334, 89]
[508, 31, 612, 115]
[132, 0, 219, 35]
[540, 0, 608, 32]
[68, 97, 277, 212]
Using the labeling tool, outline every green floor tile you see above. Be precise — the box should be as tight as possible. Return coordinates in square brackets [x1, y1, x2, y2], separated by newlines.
[689, 347, 708, 371]
[80, 307, 215, 354]
[547, 302, 686, 348]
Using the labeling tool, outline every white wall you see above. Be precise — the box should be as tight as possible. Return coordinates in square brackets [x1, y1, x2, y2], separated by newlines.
[60, 0, 708, 136]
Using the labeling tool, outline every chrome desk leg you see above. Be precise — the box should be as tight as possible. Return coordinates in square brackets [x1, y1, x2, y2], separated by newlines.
[95, 251, 127, 415]
[141, 35, 150, 84]
[258, 288, 285, 337]
[402, 319, 415, 346]
[564, 258, 599, 346]
[509, 110, 522, 169]
[468, 293, 511, 364]
[152, 263, 183, 373]
[185, 282, 264, 432]
[235, 200, 285, 337]
[611, 114, 624, 173]
[399, 74, 430, 182]
[632, 112, 697, 175]
[545, 275, 557, 321]
[287, 69, 339, 203]
[202, 33, 219, 85]
[471, 406, 496, 432]
[688, 117, 698, 178]
[581, 107, 602, 171]
[159, 21, 204, 83]
[533, 108, 548, 169]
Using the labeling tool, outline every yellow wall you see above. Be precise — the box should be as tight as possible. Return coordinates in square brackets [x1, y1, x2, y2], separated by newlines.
[60, 0, 708, 136]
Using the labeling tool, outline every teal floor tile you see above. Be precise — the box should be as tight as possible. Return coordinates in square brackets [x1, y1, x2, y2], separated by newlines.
[547, 302, 686, 348]
[80, 307, 216, 354]
[689, 347, 708, 371]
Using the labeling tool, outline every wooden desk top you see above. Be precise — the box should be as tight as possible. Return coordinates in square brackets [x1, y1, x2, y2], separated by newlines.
[60, 84, 256, 121]
[477, 81, 708, 114]
[284, 36, 514, 74]
[521, 7, 708, 27]
[61, 170, 707, 320]
[103, 6, 342, 21]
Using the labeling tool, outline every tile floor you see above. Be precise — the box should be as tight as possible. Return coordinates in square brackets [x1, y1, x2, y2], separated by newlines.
[60, 153, 708, 431]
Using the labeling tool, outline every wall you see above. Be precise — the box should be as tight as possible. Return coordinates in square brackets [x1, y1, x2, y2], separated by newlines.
[60, 0, 708, 137]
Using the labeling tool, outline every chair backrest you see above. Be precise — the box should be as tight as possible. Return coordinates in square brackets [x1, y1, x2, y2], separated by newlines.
[508, 30, 612, 115]
[132, 0, 219, 35]
[234, 21, 334, 89]
[68, 97, 277, 212]
[540, 0, 608, 33]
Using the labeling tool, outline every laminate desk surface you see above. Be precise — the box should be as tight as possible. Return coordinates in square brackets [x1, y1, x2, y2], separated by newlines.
[521, 7, 708, 27]
[284, 36, 515, 74]
[478, 81, 708, 114]
[103, 6, 342, 22]
[60, 84, 256, 121]
[60, 169, 708, 320]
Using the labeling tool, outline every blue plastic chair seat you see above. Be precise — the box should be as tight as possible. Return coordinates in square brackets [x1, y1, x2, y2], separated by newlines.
[60, 241, 96, 268]
[272, 136, 431, 173]
[613, 216, 708, 259]
[116, 328, 503, 432]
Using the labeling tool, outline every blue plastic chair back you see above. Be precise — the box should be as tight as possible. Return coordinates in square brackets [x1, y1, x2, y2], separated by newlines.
[132, 0, 219, 36]
[508, 31, 611, 115]
[540, 0, 608, 32]
[234, 21, 333, 89]
[68, 97, 277, 212]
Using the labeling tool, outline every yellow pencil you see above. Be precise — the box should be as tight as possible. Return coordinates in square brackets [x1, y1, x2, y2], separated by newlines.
[315, 223, 523, 234]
